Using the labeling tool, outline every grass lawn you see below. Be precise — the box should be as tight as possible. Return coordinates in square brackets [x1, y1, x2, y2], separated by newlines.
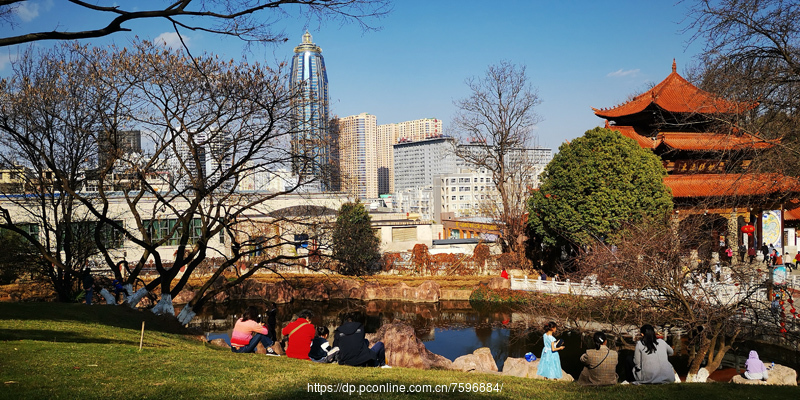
[1, 302, 798, 399]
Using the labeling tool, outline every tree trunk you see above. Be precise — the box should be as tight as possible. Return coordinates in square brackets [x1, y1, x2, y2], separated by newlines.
[123, 283, 134, 302]
[125, 287, 149, 308]
[177, 305, 196, 325]
[151, 293, 174, 316]
[99, 288, 116, 304]
[688, 335, 711, 376]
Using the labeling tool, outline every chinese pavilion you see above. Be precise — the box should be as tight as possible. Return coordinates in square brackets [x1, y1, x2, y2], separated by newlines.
[592, 60, 800, 262]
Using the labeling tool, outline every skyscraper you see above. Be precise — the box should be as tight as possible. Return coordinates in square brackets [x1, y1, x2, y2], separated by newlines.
[289, 31, 333, 190]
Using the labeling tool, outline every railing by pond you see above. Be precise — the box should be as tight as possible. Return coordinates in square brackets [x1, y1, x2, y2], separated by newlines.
[510, 274, 800, 304]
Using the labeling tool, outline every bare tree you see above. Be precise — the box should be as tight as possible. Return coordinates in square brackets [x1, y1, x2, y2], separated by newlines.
[0, 0, 389, 47]
[528, 215, 779, 382]
[0, 41, 341, 322]
[0, 44, 113, 301]
[452, 61, 543, 255]
[686, 0, 800, 172]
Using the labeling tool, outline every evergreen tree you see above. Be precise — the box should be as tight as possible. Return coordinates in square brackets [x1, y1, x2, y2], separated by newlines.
[332, 201, 380, 275]
[528, 127, 673, 248]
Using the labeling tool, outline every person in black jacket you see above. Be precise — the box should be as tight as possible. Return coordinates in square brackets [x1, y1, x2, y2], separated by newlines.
[266, 303, 278, 342]
[333, 313, 385, 367]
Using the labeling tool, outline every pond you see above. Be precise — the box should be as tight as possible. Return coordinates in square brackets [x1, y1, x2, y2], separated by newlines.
[192, 299, 800, 379]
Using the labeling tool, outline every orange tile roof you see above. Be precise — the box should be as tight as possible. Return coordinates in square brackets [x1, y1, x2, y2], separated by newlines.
[665, 173, 800, 198]
[606, 123, 656, 149]
[785, 207, 800, 221]
[593, 61, 755, 119]
[656, 132, 774, 152]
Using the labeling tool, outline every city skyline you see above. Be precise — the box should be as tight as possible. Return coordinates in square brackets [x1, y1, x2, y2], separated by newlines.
[0, 1, 706, 151]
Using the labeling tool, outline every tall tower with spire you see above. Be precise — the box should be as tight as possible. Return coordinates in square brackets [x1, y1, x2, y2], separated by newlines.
[289, 31, 335, 191]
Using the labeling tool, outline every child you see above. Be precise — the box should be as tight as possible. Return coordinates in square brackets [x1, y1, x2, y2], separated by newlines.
[536, 321, 565, 379]
[309, 326, 332, 362]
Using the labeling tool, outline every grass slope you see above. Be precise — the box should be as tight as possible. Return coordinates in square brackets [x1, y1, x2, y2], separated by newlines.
[0, 303, 797, 399]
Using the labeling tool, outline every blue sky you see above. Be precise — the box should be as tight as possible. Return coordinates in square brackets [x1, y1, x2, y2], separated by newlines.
[0, 0, 706, 151]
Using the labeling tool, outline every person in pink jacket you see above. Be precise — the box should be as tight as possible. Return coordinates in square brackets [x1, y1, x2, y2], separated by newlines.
[231, 306, 277, 355]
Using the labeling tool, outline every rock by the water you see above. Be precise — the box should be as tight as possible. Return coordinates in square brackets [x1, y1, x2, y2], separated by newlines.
[452, 347, 498, 373]
[730, 364, 797, 386]
[487, 277, 511, 290]
[501, 357, 574, 382]
[209, 338, 230, 348]
[366, 322, 451, 370]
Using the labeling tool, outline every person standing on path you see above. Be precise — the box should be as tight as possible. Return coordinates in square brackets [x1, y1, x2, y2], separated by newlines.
[82, 268, 94, 305]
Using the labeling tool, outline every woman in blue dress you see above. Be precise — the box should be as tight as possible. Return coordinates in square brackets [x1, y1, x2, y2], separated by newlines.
[537, 321, 565, 379]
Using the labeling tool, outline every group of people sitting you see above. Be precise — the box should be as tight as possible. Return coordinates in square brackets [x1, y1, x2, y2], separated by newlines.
[549, 322, 772, 385]
[230, 306, 386, 367]
[539, 323, 678, 386]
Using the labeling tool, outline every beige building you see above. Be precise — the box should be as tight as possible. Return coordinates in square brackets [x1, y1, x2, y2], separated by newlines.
[390, 118, 443, 142]
[375, 118, 444, 197]
[376, 124, 394, 195]
[337, 113, 378, 199]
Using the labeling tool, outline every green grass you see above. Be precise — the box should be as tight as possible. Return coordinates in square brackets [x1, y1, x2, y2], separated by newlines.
[1, 303, 798, 399]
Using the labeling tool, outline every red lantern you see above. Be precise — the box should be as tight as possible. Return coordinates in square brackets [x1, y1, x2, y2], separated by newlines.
[741, 224, 755, 234]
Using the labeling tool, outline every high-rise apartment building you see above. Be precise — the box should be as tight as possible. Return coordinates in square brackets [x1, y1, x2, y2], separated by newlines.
[337, 113, 378, 199]
[97, 130, 142, 169]
[392, 118, 443, 142]
[289, 31, 332, 190]
[169, 129, 233, 191]
[393, 136, 459, 194]
[375, 118, 444, 196]
[376, 124, 394, 195]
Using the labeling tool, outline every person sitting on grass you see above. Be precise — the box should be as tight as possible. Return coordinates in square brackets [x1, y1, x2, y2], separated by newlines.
[576, 331, 618, 386]
[282, 309, 316, 360]
[309, 326, 333, 363]
[333, 312, 386, 367]
[631, 324, 675, 384]
[230, 306, 277, 355]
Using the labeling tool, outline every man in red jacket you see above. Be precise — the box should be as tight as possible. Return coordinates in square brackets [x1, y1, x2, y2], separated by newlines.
[281, 309, 315, 360]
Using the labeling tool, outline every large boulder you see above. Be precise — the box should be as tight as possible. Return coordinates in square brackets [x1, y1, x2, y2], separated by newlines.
[227, 279, 267, 299]
[329, 279, 364, 300]
[367, 322, 452, 370]
[361, 282, 385, 301]
[452, 347, 498, 374]
[382, 282, 414, 300]
[487, 277, 511, 290]
[730, 364, 797, 386]
[208, 338, 230, 348]
[294, 284, 329, 302]
[502, 357, 574, 382]
[268, 281, 294, 304]
[414, 281, 440, 302]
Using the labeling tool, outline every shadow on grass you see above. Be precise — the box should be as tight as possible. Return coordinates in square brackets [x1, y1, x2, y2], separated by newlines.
[0, 328, 141, 345]
[0, 302, 192, 335]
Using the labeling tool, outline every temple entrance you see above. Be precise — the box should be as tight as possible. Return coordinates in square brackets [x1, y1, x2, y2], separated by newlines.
[678, 214, 732, 264]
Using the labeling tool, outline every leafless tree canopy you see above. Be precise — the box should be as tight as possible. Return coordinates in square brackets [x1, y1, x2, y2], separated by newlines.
[0, 0, 390, 47]
[452, 61, 543, 255]
[542, 215, 777, 378]
[0, 42, 337, 319]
